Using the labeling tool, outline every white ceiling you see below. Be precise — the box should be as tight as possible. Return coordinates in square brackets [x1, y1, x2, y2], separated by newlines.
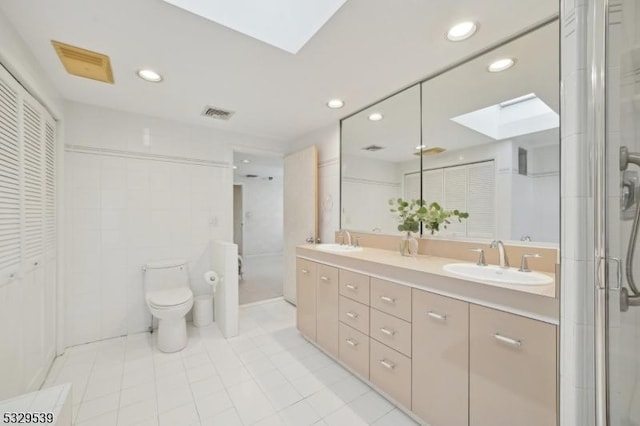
[0, 0, 559, 151]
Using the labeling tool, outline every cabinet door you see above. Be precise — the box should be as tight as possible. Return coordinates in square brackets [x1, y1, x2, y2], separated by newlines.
[296, 258, 317, 340]
[469, 305, 557, 426]
[317, 264, 339, 357]
[412, 290, 469, 426]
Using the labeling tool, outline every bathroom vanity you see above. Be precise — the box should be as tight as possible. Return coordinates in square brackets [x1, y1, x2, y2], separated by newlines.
[295, 244, 558, 426]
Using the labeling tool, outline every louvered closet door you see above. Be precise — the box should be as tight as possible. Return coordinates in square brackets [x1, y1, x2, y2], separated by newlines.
[422, 169, 444, 206]
[22, 100, 44, 269]
[44, 120, 55, 256]
[443, 166, 467, 236]
[0, 75, 21, 284]
[467, 162, 495, 238]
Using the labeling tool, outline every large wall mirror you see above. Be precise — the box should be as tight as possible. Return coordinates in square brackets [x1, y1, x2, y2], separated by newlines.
[340, 20, 559, 244]
[341, 84, 421, 235]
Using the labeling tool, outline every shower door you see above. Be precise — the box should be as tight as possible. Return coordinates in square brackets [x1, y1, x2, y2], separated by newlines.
[602, 1, 640, 424]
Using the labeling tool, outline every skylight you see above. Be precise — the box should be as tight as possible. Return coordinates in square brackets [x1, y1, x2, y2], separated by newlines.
[162, 0, 348, 54]
[450, 93, 559, 140]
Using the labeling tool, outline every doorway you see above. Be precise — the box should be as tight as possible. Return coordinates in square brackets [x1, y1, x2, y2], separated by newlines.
[233, 152, 284, 305]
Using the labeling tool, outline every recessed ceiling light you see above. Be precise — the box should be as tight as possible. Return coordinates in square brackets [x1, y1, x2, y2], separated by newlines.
[415, 144, 427, 150]
[242, 159, 250, 164]
[368, 112, 383, 121]
[447, 21, 477, 41]
[487, 58, 516, 73]
[233, 165, 238, 169]
[327, 99, 344, 109]
[137, 69, 163, 82]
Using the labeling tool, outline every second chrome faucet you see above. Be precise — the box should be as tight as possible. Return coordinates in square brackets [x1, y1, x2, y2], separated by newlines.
[490, 240, 510, 269]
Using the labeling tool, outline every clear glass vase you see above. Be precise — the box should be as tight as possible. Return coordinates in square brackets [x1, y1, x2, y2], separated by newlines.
[399, 232, 418, 257]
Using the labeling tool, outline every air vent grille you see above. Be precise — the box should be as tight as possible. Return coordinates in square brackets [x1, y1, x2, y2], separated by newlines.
[245, 174, 258, 178]
[362, 144, 385, 152]
[414, 147, 446, 156]
[202, 106, 235, 120]
[51, 40, 114, 83]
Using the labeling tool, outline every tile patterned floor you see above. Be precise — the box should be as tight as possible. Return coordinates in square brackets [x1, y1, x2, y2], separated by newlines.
[44, 300, 419, 426]
[239, 254, 284, 305]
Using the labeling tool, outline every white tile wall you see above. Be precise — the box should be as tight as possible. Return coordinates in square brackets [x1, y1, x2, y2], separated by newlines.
[560, 0, 597, 425]
[63, 102, 246, 347]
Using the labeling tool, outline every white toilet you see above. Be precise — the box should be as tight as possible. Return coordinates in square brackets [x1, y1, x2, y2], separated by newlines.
[143, 259, 194, 353]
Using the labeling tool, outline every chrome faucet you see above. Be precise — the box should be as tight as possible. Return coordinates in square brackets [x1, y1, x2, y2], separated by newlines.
[490, 240, 510, 269]
[340, 230, 352, 246]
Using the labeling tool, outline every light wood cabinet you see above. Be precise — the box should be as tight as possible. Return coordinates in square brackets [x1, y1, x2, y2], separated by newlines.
[339, 323, 370, 379]
[370, 309, 412, 357]
[469, 304, 557, 426]
[339, 296, 369, 335]
[412, 289, 469, 426]
[370, 339, 412, 409]
[296, 258, 317, 340]
[370, 278, 412, 321]
[317, 264, 340, 357]
[339, 269, 370, 305]
[295, 256, 558, 426]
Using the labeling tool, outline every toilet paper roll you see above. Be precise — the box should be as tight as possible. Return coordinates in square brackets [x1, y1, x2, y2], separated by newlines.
[203, 270, 220, 293]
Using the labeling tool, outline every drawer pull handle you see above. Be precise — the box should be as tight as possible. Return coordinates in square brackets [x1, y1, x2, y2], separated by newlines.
[301, 269, 309, 274]
[346, 311, 359, 319]
[346, 338, 358, 347]
[345, 284, 358, 291]
[427, 311, 447, 321]
[380, 295, 395, 304]
[380, 359, 396, 370]
[493, 333, 522, 347]
[320, 276, 330, 282]
[380, 327, 395, 336]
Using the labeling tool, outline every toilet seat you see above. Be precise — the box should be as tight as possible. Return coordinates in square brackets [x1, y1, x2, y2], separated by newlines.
[147, 288, 193, 309]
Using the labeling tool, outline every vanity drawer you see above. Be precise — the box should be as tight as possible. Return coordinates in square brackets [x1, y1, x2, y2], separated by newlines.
[339, 296, 370, 335]
[370, 338, 411, 409]
[339, 270, 370, 305]
[370, 278, 412, 322]
[370, 308, 411, 357]
[339, 323, 369, 379]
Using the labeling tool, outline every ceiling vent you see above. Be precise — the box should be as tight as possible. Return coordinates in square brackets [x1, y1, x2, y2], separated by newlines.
[414, 147, 446, 156]
[362, 144, 385, 152]
[202, 106, 235, 120]
[51, 40, 114, 84]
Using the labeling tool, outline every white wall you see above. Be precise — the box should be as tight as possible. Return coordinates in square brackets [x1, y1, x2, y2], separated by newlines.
[342, 155, 402, 234]
[63, 101, 279, 347]
[239, 178, 283, 256]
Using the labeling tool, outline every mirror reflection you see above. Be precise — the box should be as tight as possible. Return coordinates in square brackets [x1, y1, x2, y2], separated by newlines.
[340, 20, 559, 244]
[341, 84, 421, 234]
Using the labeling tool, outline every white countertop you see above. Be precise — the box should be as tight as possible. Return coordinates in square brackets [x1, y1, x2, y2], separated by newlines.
[296, 244, 559, 324]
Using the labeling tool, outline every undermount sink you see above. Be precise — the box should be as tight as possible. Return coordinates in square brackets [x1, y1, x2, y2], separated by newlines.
[442, 263, 553, 286]
[315, 243, 363, 253]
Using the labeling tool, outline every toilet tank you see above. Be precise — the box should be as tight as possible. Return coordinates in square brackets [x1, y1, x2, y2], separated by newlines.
[143, 259, 189, 293]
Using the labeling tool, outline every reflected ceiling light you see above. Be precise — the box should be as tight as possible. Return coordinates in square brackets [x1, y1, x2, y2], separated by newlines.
[242, 159, 250, 163]
[415, 144, 427, 150]
[327, 99, 344, 109]
[487, 58, 516, 73]
[137, 68, 163, 82]
[368, 112, 383, 121]
[447, 21, 477, 41]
